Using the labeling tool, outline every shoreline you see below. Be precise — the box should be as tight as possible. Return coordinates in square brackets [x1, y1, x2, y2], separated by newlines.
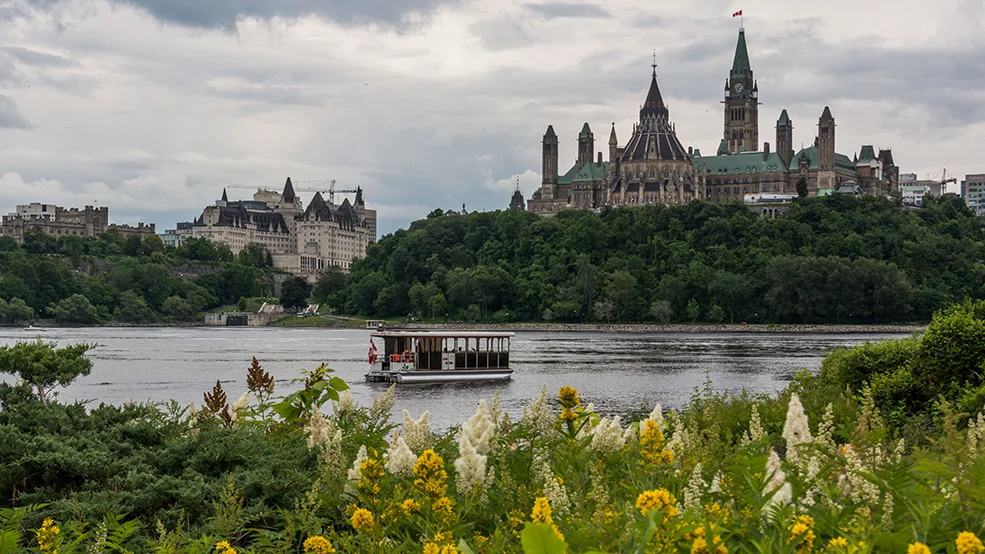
[378, 322, 925, 334]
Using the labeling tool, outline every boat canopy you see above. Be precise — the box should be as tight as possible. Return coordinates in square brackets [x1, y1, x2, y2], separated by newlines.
[370, 331, 514, 339]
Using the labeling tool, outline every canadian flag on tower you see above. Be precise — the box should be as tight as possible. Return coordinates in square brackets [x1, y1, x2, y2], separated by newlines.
[732, 10, 743, 17]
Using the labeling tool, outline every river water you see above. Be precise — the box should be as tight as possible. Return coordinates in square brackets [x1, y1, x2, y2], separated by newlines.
[0, 327, 910, 428]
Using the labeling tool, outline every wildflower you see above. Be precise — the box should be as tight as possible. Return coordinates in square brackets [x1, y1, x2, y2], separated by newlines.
[558, 386, 580, 407]
[956, 532, 985, 554]
[306, 405, 333, 448]
[522, 385, 554, 435]
[350, 508, 374, 532]
[386, 435, 417, 477]
[640, 419, 674, 466]
[403, 410, 433, 454]
[787, 515, 815, 552]
[763, 450, 792, 511]
[303, 536, 337, 554]
[370, 384, 395, 421]
[560, 407, 578, 421]
[782, 393, 813, 465]
[742, 404, 765, 445]
[635, 489, 680, 518]
[413, 449, 449, 500]
[423, 544, 459, 554]
[37, 519, 60, 554]
[358, 449, 384, 495]
[345, 445, 368, 495]
[461, 399, 496, 454]
[529, 497, 564, 542]
[215, 541, 236, 554]
[434, 496, 454, 517]
[229, 392, 249, 422]
[401, 498, 420, 515]
[589, 416, 627, 457]
[906, 543, 931, 554]
[454, 434, 488, 497]
[815, 403, 836, 453]
[337, 390, 359, 413]
[647, 403, 665, 429]
[691, 532, 728, 554]
[827, 537, 849, 551]
[684, 463, 707, 513]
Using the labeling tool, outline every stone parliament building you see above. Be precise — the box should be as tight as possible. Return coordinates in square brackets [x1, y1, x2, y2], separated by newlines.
[527, 28, 899, 211]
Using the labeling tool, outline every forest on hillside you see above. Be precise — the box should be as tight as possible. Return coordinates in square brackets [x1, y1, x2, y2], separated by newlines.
[325, 195, 985, 324]
[0, 230, 282, 324]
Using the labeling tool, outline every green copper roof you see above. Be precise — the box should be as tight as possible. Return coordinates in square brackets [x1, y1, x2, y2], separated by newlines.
[788, 147, 857, 175]
[777, 109, 790, 125]
[717, 139, 728, 156]
[858, 145, 876, 162]
[558, 161, 608, 184]
[693, 151, 787, 175]
[579, 122, 592, 138]
[730, 29, 752, 79]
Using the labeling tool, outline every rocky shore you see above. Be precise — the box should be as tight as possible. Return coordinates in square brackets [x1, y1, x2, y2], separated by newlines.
[386, 322, 925, 334]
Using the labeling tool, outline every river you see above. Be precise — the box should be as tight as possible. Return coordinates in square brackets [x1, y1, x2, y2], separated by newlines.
[0, 327, 910, 428]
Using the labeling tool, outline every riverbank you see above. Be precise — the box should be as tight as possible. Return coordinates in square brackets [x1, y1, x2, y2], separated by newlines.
[360, 322, 926, 334]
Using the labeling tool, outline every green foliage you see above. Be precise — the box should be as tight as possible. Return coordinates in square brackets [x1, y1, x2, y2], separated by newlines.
[336, 196, 983, 323]
[280, 277, 311, 312]
[48, 294, 100, 324]
[0, 339, 93, 406]
[236, 243, 273, 268]
[271, 363, 350, 423]
[796, 176, 809, 198]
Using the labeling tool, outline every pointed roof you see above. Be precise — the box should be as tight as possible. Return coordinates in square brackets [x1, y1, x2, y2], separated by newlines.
[608, 123, 618, 144]
[579, 122, 593, 138]
[221, 188, 228, 202]
[820, 106, 834, 121]
[717, 139, 728, 156]
[544, 125, 557, 138]
[730, 29, 752, 79]
[282, 177, 296, 203]
[643, 69, 665, 111]
[777, 109, 790, 125]
[858, 145, 876, 162]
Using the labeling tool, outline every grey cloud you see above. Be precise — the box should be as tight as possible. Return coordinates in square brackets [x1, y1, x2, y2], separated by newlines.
[0, 95, 34, 129]
[0, 45, 76, 67]
[207, 83, 324, 107]
[24, 0, 459, 28]
[469, 13, 532, 51]
[526, 2, 611, 19]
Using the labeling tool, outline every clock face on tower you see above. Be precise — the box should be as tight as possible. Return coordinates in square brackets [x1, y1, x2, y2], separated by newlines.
[732, 82, 745, 95]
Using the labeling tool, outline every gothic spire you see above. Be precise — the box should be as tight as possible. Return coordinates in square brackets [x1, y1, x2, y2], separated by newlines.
[221, 188, 228, 202]
[730, 28, 752, 79]
[282, 177, 296, 204]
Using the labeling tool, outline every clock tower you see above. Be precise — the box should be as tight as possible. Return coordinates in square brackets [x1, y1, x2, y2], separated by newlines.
[723, 28, 758, 154]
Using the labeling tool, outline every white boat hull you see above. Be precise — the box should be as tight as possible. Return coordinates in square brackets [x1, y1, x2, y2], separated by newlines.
[365, 369, 513, 384]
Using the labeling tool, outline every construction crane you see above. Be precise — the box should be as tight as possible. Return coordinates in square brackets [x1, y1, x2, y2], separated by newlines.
[225, 180, 359, 204]
[939, 169, 957, 195]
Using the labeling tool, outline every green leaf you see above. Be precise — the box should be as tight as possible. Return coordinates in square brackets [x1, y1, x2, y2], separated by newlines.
[456, 539, 477, 554]
[329, 376, 349, 391]
[521, 523, 566, 554]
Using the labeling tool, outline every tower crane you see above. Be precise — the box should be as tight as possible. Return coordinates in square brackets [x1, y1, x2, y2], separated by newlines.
[225, 180, 360, 204]
[938, 169, 957, 195]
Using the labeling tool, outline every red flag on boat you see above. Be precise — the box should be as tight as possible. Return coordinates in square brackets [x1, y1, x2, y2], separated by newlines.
[368, 338, 378, 364]
[732, 10, 742, 17]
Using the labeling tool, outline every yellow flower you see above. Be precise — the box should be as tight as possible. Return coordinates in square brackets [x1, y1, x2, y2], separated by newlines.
[424, 544, 441, 554]
[788, 515, 815, 552]
[531, 497, 553, 524]
[413, 450, 449, 500]
[303, 536, 337, 554]
[827, 537, 849, 551]
[434, 496, 454, 517]
[402, 498, 421, 515]
[957, 532, 985, 554]
[558, 386, 580, 407]
[560, 407, 578, 421]
[36, 519, 60, 554]
[635, 488, 679, 517]
[907, 543, 931, 554]
[639, 420, 674, 466]
[351, 508, 375, 532]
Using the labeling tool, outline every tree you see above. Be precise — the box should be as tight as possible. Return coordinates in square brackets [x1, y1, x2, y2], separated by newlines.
[427, 292, 447, 320]
[797, 176, 809, 198]
[161, 295, 197, 319]
[141, 233, 165, 256]
[605, 270, 639, 321]
[1, 297, 35, 323]
[48, 294, 100, 324]
[236, 243, 272, 268]
[685, 299, 701, 323]
[594, 300, 614, 322]
[312, 267, 346, 304]
[649, 300, 674, 323]
[280, 277, 311, 312]
[114, 291, 155, 323]
[22, 229, 56, 254]
[0, 339, 94, 406]
[707, 304, 726, 323]
[123, 235, 143, 257]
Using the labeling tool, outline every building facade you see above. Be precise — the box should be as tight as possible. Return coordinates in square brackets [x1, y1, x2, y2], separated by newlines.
[1, 203, 155, 242]
[528, 27, 900, 211]
[963, 174, 985, 216]
[191, 178, 376, 280]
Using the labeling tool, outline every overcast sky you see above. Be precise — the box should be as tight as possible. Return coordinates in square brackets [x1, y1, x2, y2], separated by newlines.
[2, 0, 984, 236]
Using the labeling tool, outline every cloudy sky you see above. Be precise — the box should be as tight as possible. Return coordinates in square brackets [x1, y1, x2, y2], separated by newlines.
[2, 0, 984, 236]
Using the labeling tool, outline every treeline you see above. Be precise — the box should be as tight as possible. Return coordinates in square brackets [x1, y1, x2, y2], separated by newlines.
[0, 229, 280, 324]
[321, 195, 985, 324]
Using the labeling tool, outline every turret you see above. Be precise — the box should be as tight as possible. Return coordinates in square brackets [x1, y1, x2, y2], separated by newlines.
[578, 122, 594, 167]
[541, 125, 559, 201]
[818, 107, 835, 172]
[608, 123, 618, 162]
[776, 109, 793, 167]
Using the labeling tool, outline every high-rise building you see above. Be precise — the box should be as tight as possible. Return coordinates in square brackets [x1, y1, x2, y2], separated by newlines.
[964, 174, 985, 216]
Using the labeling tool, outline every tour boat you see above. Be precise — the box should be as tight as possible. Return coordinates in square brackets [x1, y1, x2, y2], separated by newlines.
[23, 324, 46, 332]
[364, 330, 514, 384]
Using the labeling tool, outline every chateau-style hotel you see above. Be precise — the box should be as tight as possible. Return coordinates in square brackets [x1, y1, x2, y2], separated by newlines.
[528, 27, 900, 211]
